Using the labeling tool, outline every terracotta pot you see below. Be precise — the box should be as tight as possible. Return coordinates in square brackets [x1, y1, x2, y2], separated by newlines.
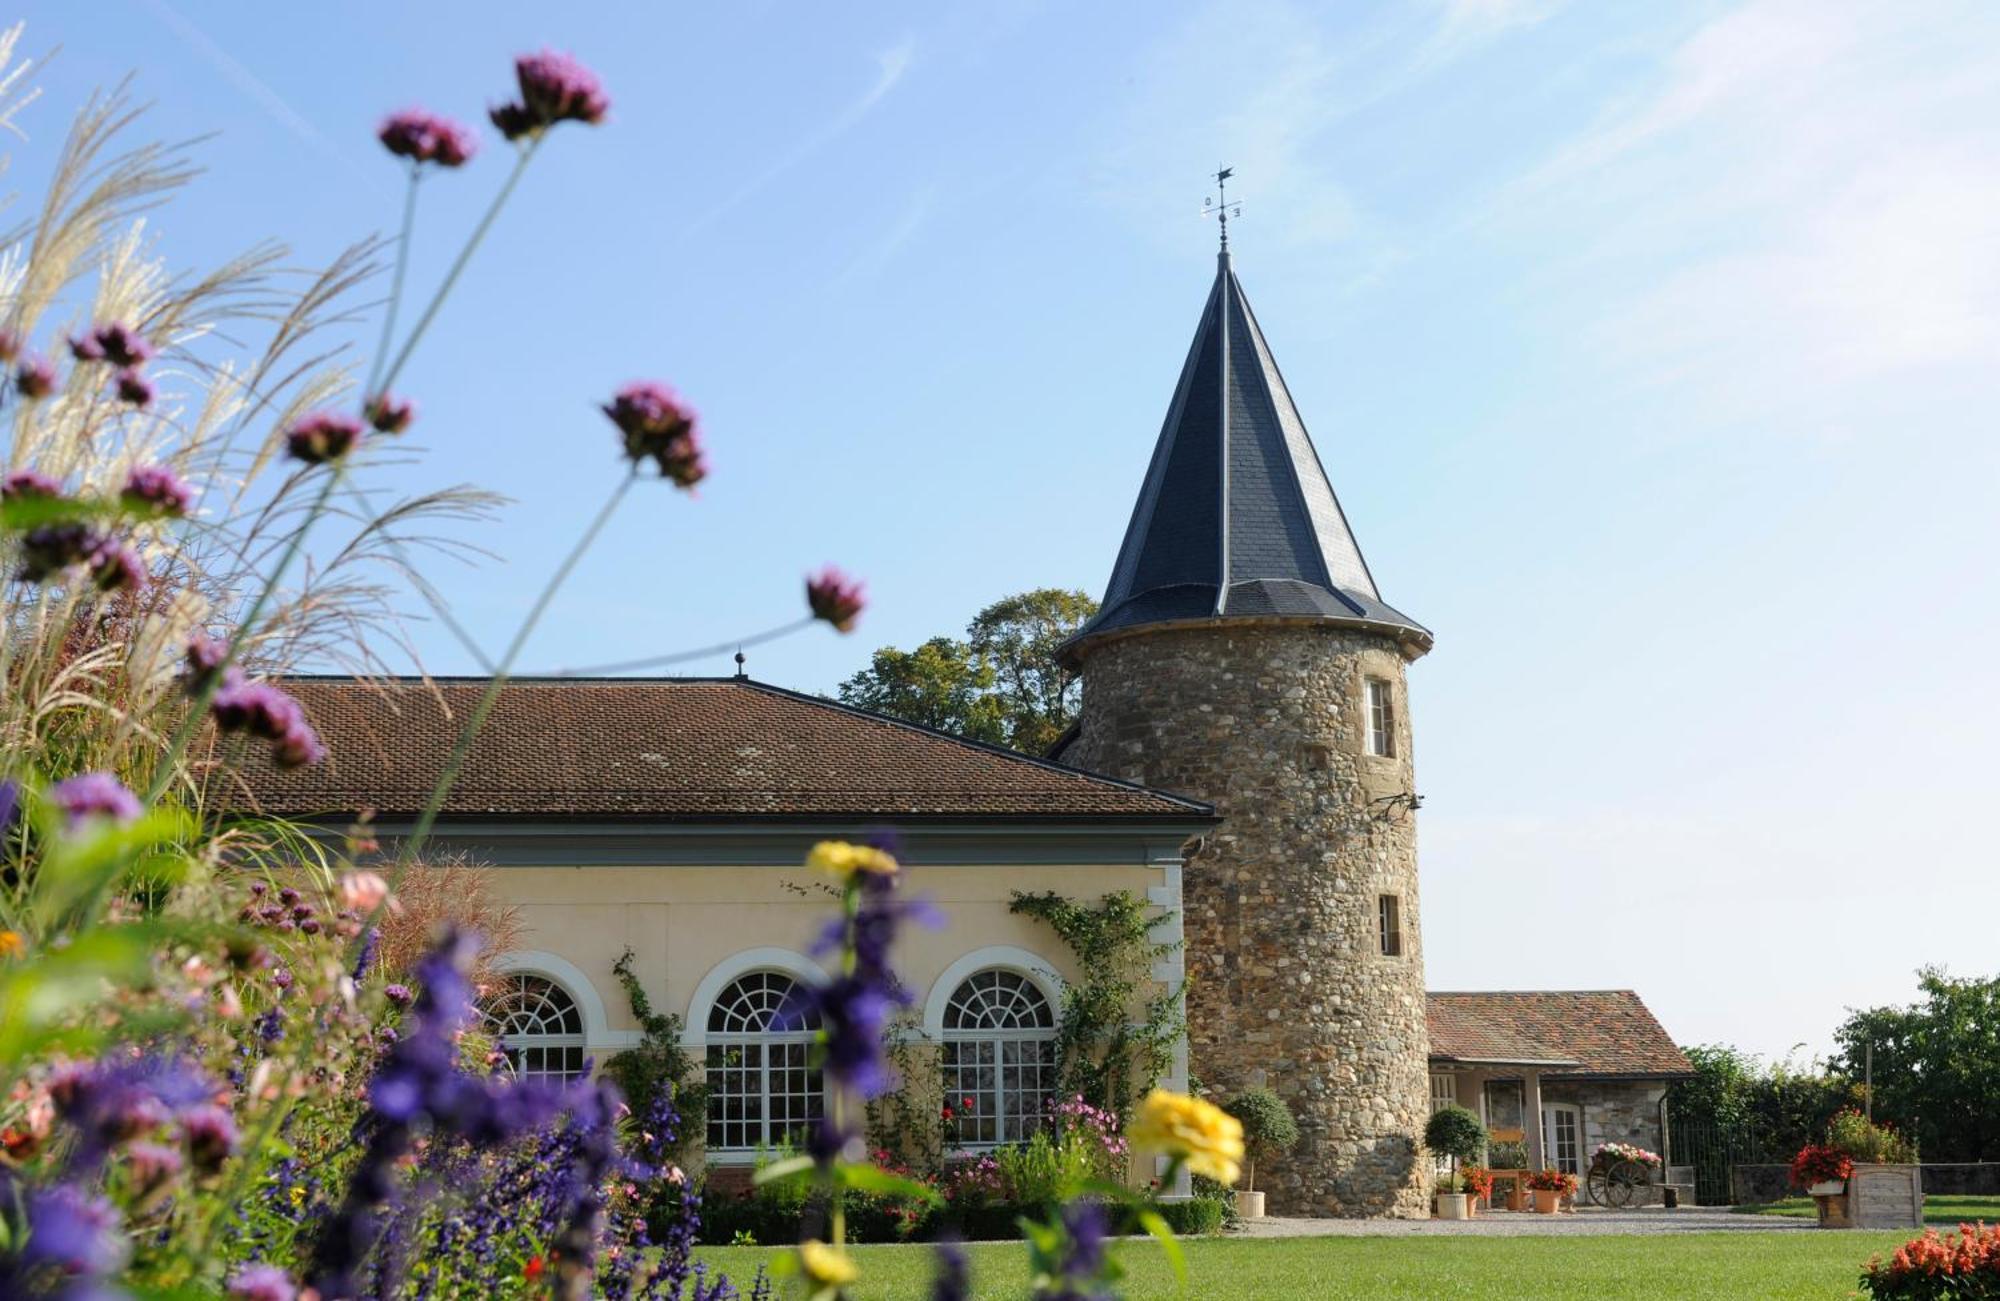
[1435, 1192, 1471, 1220]
[1531, 1188, 1561, 1214]
[1235, 1190, 1266, 1220]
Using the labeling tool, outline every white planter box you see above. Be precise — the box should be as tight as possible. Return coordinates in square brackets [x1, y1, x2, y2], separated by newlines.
[1806, 1180, 1846, 1197]
[1235, 1190, 1266, 1220]
[1435, 1192, 1471, 1220]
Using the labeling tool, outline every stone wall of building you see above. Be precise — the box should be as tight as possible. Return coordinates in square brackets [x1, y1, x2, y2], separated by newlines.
[1542, 1079, 1669, 1157]
[1066, 621, 1432, 1217]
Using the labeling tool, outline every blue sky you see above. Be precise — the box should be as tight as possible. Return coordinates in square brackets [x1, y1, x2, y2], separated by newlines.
[11, 0, 1999, 1064]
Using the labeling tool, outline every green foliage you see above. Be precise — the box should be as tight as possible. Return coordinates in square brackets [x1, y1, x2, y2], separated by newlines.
[865, 1010, 945, 1175]
[1227, 1088, 1299, 1191]
[1424, 1105, 1489, 1165]
[1157, 1193, 1227, 1236]
[1834, 967, 2000, 1162]
[1669, 1041, 1858, 1156]
[837, 588, 1096, 753]
[1826, 1109, 1919, 1164]
[1010, 889, 1183, 1118]
[600, 946, 707, 1164]
[1488, 1140, 1529, 1170]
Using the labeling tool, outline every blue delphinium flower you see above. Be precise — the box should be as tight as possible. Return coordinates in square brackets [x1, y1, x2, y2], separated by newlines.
[930, 1235, 970, 1301]
[786, 868, 940, 1100]
[1036, 1201, 1114, 1301]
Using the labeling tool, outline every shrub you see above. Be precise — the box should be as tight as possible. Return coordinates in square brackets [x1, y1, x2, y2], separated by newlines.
[1158, 1194, 1226, 1236]
[1227, 1087, 1300, 1192]
[1860, 1223, 2000, 1299]
[1828, 1108, 1920, 1164]
[1424, 1104, 1489, 1166]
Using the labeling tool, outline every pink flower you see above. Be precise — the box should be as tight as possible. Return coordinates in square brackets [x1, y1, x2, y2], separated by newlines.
[122, 465, 193, 517]
[284, 411, 365, 465]
[70, 322, 155, 368]
[115, 367, 154, 408]
[2, 469, 62, 501]
[364, 392, 416, 434]
[602, 381, 705, 488]
[14, 355, 56, 399]
[491, 49, 609, 140]
[377, 108, 479, 168]
[806, 566, 865, 632]
[339, 871, 393, 914]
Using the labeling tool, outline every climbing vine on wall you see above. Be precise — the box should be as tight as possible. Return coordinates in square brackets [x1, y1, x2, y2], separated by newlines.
[601, 946, 708, 1163]
[1009, 889, 1184, 1119]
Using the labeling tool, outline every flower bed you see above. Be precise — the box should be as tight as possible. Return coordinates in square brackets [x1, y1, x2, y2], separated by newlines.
[1860, 1223, 2000, 1299]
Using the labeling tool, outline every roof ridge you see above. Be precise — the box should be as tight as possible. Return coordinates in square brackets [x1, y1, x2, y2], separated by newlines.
[732, 680, 1215, 813]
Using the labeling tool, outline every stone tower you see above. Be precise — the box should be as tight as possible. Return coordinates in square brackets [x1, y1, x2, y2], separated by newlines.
[1059, 248, 1434, 1217]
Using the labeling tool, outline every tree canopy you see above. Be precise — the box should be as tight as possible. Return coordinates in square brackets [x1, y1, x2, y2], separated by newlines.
[837, 588, 1096, 754]
[1833, 967, 2000, 1162]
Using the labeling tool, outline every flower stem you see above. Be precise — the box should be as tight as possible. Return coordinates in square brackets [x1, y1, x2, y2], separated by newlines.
[535, 616, 814, 677]
[376, 140, 540, 400]
[388, 467, 637, 876]
[364, 165, 421, 404]
[144, 466, 345, 805]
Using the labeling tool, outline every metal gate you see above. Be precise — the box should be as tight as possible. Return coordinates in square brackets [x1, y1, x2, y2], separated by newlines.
[1669, 1119, 1789, 1205]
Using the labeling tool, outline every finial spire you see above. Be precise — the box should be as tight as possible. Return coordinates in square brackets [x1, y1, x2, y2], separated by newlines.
[1203, 166, 1241, 256]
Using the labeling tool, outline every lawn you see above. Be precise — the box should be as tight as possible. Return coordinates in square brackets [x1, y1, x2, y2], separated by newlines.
[694, 1231, 1917, 1299]
[1739, 1194, 2000, 1226]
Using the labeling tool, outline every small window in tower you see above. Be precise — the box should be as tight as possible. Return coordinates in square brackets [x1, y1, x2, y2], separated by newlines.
[1366, 679, 1395, 757]
[1378, 894, 1403, 957]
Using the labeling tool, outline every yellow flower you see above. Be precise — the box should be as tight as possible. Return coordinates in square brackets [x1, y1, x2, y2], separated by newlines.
[796, 1239, 858, 1294]
[1126, 1088, 1245, 1186]
[806, 840, 898, 881]
[0, 931, 22, 959]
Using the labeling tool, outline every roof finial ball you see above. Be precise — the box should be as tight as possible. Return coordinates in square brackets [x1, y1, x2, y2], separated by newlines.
[1056, 214, 1434, 1218]
[733, 649, 747, 680]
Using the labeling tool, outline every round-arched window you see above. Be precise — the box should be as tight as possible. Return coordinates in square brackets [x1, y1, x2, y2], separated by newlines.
[941, 969, 1057, 1147]
[705, 971, 824, 1152]
[482, 973, 587, 1083]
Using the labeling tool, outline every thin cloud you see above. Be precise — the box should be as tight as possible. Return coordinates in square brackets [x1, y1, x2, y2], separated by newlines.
[682, 36, 917, 239]
[137, 0, 385, 196]
[825, 184, 935, 292]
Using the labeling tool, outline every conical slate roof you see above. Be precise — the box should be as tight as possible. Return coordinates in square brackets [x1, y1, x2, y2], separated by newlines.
[1067, 251, 1431, 657]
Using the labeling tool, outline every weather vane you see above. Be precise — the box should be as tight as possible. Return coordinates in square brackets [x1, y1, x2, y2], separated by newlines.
[1201, 165, 1242, 251]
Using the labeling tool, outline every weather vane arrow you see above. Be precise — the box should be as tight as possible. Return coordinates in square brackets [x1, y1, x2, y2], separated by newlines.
[1201, 165, 1242, 251]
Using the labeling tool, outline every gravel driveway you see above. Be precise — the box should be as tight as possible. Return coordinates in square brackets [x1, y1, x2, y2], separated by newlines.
[1233, 1207, 1814, 1237]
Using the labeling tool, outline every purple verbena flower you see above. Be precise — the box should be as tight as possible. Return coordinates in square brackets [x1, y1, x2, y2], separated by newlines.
[284, 410, 364, 465]
[12, 354, 55, 399]
[383, 983, 412, 1008]
[115, 366, 154, 407]
[122, 464, 193, 516]
[210, 678, 325, 769]
[15, 522, 98, 581]
[602, 381, 705, 487]
[491, 50, 609, 140]
[124, 1140, 184, 1202]
[227, 1263, 298, 1301]
[1, 469, 62, 500]
[85, 535, 147, 592]
[48, 772, 141, 826]
[181, 1103, 239, 1173]
[184, 632, 231, 693]
[806, 566, 865, 633]
[364, 392, 416, 434]
[377, 108, 479, 168]
[71, 322, 155, 368]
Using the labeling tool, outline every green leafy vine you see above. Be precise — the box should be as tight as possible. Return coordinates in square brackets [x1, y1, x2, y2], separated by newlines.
[1009, 889, 1184, 1119]
[601, 946, 707, 1163]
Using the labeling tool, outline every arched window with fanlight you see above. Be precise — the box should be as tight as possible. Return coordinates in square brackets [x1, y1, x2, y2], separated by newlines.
[704, 971, 824, 1153]
[941, 969, 1057, 1147]
[482, 972, 587, 1082]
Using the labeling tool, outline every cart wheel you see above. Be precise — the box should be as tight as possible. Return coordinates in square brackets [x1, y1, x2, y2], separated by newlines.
[1586, 1169, 1611, 1207]
[1606, 1160, 1643, 1208]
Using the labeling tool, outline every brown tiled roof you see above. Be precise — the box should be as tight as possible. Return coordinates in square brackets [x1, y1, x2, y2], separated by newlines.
[1426, 991, 1692, 1079]
[233, 677, 1216, 823]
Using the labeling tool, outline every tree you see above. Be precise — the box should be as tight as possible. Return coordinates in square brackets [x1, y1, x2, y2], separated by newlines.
[1424, 1105, 1489, 1167]
[1228, 1088, 1300, 1192]
[837, 588, 1096, 753]
[1833, 968, 2000, 1162]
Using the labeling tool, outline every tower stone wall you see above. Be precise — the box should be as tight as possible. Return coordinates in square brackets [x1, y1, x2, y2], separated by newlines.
[1066, 621, 1433, 1217]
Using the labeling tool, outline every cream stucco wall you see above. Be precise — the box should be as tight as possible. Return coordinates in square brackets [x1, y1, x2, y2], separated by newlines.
[485, 859, 1168, 1061]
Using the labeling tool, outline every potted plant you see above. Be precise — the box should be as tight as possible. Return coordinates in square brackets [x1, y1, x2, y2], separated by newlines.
[1433, 1169, 1472, 1219]
[1790, 1143, 1854, 1198]
[1460, 1165, 1495, 1216]
[1226, 1087, 1299, 1220]
[1423, 1105, 1488, 1220]
[1525, 1168, 1577, 1213]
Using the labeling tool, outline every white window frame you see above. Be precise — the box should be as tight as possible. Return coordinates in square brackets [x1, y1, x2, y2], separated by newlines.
[940, 969, 1059, 1150]
[1365, 678, 1396, 757]
[1378, 893, 1403, 957]
[702, 970, 825, 1157]
[482, 971, 589, 1083]
[1429, 1072, 1458, 1113]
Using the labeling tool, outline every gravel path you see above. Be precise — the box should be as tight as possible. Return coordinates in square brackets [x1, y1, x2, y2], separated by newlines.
[1234, 1207, 1814, 1237]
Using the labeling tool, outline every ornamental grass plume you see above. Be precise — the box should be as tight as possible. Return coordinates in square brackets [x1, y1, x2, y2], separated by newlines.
[1126, 1088, 1245, 1187]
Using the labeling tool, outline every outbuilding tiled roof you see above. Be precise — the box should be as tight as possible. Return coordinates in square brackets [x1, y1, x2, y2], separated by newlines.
[232, 677, 1216, 823]
[1427, 991, 1692, 1079]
